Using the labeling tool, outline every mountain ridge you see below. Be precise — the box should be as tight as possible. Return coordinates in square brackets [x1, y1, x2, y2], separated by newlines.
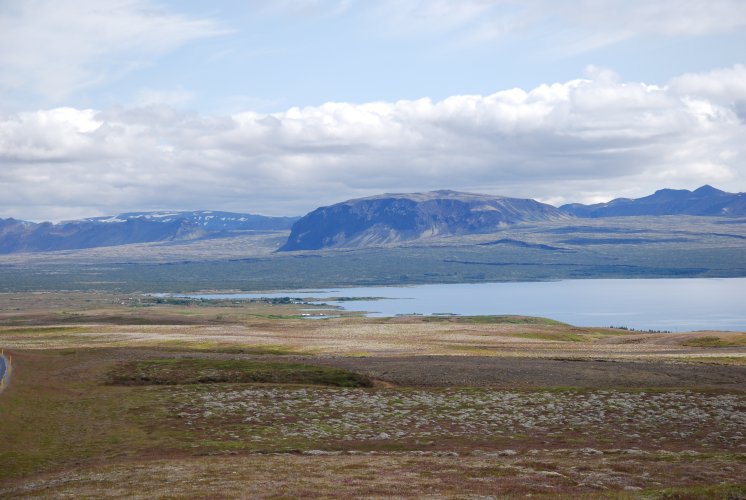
[2, 185, 745, 254]
[560, 185, 746, 217]
[280, 185, 746, 251]
[0, 211, 298, 254]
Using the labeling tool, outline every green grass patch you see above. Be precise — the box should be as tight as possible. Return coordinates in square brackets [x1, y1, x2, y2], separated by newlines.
[0, 326, 91, 336]
[676, 356, 746, 365]
[419, 315, 568, 325]
[683, 335, 746, 347]
[512, 331, 588, 342]
[588, 329, 638, 337]
[107, 359, 373, 388]
[249, 314, 304, 320]
[154, 341, 305, 355]
[447, 345, 500, 355]
[640, 483, 746, 499]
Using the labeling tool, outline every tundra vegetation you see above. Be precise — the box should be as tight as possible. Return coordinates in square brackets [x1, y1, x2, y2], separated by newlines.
[0, 292, 744, 498]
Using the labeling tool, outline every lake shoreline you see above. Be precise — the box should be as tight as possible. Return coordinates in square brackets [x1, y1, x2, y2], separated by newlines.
[168, 277, 746, 333]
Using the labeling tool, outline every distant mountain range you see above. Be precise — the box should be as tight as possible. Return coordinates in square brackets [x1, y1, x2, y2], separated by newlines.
[0, 211, 298, 254]
[560, 185, 746, 217]
[280, 185, 746, 251]
[1, 185, 744, 254]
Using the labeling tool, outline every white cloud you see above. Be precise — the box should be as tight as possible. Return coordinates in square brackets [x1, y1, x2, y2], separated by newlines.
[366, 0, 535, 47]
[1, 66, 745, 220]
[566, 0, 746, 38]
[372, 0, 500, 36]
[0, 0, 225, 103]
[364, 0, 746, 51]
[548, 0, 746, 54]
[253, 0, 351, 18]
[669, 64, 746, 103]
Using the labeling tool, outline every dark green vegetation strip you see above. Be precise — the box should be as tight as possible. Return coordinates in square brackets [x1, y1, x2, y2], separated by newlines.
[0, 326, 91, 335]
[157, 343, 303, 356]
[107, 359, 373, 388]
[414, 315, 567, 325]
[641, 483, 746, 499]
[512, 331, 587, 342]
[684, 335, 746, 348]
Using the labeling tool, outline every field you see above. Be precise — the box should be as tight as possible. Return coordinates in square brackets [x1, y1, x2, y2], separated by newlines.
[0, 293, 745, 498]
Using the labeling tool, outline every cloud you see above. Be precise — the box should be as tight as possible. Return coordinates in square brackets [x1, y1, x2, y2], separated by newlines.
[1, 66, 745, 221]
[566, 0, 746, 38]
[549, 0, 746, 54]
[0, 0, 225, 103]
[364, 0, 746, 51]
[252, 0, 352, 18]
[669, 64, 746, 103]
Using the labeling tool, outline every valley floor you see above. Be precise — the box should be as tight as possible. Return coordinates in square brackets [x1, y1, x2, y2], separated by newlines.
[2, 216, 746, 293]
[0, 293, 744, 498]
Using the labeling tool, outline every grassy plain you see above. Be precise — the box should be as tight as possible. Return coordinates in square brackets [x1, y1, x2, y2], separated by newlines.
[0, 293, 745, 498]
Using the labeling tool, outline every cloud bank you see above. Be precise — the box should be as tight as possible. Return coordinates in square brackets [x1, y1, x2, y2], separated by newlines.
[1, 66, 745, 221]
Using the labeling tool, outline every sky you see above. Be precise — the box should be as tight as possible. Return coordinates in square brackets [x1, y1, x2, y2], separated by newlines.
[1, 0, 746, 221]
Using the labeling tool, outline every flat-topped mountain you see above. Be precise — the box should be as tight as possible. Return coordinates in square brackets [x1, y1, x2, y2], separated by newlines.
[0, 211, 298, 254]
[561, 185, 746, 217]
[279, 190, 568, 251]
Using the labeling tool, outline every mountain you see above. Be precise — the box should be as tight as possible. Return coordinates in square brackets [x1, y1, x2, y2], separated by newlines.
[279, 190, 568, 251]
[4, 185, 744, 255]
[561, 185, 746, 217]
[84, 211, 299, 232]
[0, 211, 298, 254]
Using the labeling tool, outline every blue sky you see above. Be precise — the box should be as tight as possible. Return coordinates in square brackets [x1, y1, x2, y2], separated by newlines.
[1, 0, 746, 220]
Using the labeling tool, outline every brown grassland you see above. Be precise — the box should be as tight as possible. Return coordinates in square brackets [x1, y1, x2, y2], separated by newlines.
[0, 292, 744, 498]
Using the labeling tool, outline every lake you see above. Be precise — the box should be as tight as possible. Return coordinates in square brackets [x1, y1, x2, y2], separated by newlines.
[176, 277, 746, 332]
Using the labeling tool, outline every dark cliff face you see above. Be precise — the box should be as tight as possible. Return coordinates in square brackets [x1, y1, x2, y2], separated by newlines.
[561, 185, 746, 217]
[0, 211, 299, 254]
[279, 190, 568, 251]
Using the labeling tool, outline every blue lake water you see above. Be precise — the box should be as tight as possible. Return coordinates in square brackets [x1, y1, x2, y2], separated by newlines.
[176, 278, 746, 332]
